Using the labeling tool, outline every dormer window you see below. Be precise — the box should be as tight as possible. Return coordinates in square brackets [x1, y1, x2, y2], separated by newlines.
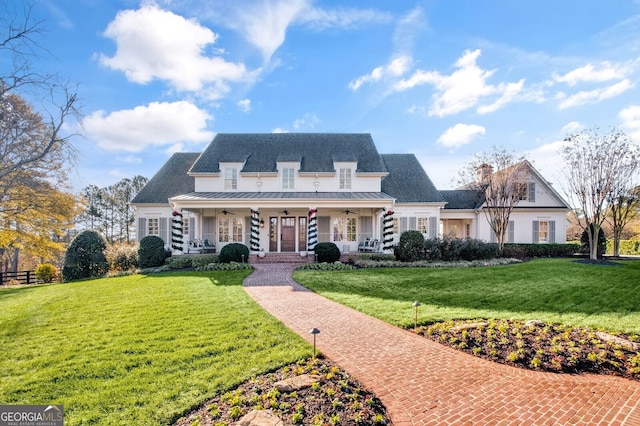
[282, 168, 295, 189]
[339, 168, 352, 189]
[225, 168, 237, 190]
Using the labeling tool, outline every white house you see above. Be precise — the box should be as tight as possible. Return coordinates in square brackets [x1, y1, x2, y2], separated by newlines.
[131, 133, 570, 255]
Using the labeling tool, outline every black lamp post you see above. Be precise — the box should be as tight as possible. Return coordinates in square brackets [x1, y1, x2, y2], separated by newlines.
[412, 301, 421, 331]
[309, 328, 320, 358]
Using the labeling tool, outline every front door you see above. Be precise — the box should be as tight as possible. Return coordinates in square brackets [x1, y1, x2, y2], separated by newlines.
[281, 217, 296, 252]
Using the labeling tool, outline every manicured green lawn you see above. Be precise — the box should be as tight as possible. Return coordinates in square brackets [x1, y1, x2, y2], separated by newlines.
[294, 258, 640, 334]
[0, 271, 310, 425]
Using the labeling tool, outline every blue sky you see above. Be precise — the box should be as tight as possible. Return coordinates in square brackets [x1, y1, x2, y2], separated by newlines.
[15, 0, 640, 191]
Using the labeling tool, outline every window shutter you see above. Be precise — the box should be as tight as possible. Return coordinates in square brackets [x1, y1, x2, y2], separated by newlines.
[244, 216, 251, 244]
[528, 183, 536, 202]
[490, 229, 497, 243]
[429, 217, 437, 238]
[532, 221, 539, 243]
[399, 217, 408, 233]
[549, 221, 556, 243]
[408, 217, 417, 231]
[138, 218, 146, 241]
[318, 216, 330, 242]
[190, 217, 196, 241]
[508, 221, 514, 243]
[159, 217, 168, 245]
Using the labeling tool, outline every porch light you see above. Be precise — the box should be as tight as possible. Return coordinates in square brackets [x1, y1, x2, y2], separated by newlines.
[412, 301, 421, 331]
[309, 328, 320, 358]
[260, 219, 265, 228]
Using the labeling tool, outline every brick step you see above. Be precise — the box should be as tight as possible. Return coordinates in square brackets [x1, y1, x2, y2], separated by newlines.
[250, 253, 313, 264]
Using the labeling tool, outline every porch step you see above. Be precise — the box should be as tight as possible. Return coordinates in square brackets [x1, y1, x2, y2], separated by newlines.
[250, 253, 314, 264]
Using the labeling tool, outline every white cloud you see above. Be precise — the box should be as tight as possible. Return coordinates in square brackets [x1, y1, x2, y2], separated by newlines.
[394, 49, 523, 117]
[272, 127, 289, 133]
[83, 101, 214, 152]
[98, 3, 257, 99]
[437, 123, 486, 149]
[619, 104, 640, 142]
[561, 121, 583, 134]
[116, 155, 142, 164]
[552, 62, 628, 86]
[557, 79, 634, 109]
[292, 113, 320, 130]
[349, 55, 412, 91]
[299, 5, 392, 30]
[238, 99, 252, 113]
[348, 7, 423, 93]
[230, 0, 308, 61]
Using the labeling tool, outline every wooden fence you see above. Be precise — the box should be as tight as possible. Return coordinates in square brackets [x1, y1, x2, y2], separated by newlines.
[0, 270, 39, 286]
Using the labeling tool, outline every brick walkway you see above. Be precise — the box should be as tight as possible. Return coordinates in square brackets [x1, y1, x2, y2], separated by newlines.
[244, 264, 640, 425]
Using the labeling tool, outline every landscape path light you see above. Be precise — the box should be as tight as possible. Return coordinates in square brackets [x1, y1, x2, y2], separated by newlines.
[309, 327, 320, 359]
[412, 301, 421, 331]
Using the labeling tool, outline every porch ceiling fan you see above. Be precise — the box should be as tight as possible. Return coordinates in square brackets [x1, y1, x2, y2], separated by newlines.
[221, 209, 235, 215]
[281, 209, 289, 215]
[343, 209, 354, 215]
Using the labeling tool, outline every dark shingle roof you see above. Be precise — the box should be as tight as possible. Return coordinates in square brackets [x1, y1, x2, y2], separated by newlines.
[190, 133, 387, 174]
[439, 190, 485, 209]
[380, 154, 444, 203]
[131, 153, 199, 204]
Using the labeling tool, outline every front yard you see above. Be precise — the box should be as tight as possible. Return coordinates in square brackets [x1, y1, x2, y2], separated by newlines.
[0, 271, 311, 425]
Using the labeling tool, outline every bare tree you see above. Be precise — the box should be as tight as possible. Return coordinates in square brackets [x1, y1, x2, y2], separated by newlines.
[458, 146, 529, 251]
[561, 127, 638, 260]
[0, 3, 79, 194]
[607, 184, 640, 257]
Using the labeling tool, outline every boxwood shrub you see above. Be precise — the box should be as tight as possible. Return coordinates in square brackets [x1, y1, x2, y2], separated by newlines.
[138, 236, 170, 268]
[501, 243, 580, 259]
[219, 243, 249, 263]
[313, 242, 341, 263]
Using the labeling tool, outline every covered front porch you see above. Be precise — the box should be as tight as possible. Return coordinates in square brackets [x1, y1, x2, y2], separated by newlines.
[169, 192, 395, 255]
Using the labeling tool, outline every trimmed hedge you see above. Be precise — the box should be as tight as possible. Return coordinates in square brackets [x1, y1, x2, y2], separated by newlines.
[219, 243, 249, 263]
[606, 239, 640, 256]
[395, 231, 425, 262]
[138, 236, 170, 268]
[62, 230, 109, 281]
[501, 243, 580, 259]
[313, 242, 341, 263]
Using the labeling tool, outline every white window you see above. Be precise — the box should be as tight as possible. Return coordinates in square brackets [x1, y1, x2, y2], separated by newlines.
[224, 168, 237, 190]
[538, 221, 549, 243]
[182, 218, 189, 239]
[417, 217, 428, 234]
[147, 218, 159, 236]
[282, 168, 295, 189]
[332, 217, 357, 242]
[218, 217, 243, 243]
[339, 168, 352, 189]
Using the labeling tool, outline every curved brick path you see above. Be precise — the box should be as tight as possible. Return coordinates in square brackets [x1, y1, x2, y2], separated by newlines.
[244, 264, 640, 425]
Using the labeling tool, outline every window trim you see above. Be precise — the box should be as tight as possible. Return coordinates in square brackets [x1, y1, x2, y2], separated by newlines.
[224, 168, 238, 190]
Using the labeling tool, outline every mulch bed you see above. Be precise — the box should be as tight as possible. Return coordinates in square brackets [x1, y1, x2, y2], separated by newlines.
[417, 318, 640, 381]
[174, 357, 390, 426]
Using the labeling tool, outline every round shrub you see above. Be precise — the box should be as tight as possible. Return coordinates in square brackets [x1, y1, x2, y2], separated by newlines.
[313, 242, 341, 263]
[138, 235, 169, 268]
[35, 263, 57, 283]
[219, 243, 250, 263]
[62, 230, 109, 281]
[396, 230, 425, 262]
